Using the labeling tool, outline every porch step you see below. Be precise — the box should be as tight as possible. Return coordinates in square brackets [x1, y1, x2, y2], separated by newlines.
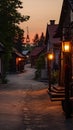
[51, 85, 65, 93]
[48, 85, 65, 101]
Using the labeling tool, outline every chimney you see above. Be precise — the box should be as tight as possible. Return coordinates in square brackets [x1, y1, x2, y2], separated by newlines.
[50, 20, 55, 25]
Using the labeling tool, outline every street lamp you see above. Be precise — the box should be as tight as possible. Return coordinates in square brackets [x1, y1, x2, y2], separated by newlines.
[62, 41, 71, 52]
[62, 40, 72, 118]
[47, 51, 54, 91]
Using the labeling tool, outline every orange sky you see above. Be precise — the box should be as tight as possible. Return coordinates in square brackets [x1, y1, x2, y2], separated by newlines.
[19, 0, 63, 43]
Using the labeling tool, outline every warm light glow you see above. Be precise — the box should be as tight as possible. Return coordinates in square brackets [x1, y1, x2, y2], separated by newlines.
[18, 58, 22, 61]
[26, 55, 29, 58]
[48, 53, 54, 60]
[62, 41, 71, 52]
[64, 45, 69, 51]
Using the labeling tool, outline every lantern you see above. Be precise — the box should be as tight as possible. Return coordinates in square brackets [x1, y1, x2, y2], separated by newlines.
[62, 41, 71, 53]
[47, 52, 54, 60]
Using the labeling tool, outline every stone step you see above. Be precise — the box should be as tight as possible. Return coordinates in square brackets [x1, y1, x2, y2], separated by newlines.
[48, 85, 65, 101]
[51, 97, 65, 101]
[53, 85, 65, 91]
[48, 91, 65, 101]
[51, 86, 65, 93]
[48, 85, 73, 101]
[49, 91, 65, 98]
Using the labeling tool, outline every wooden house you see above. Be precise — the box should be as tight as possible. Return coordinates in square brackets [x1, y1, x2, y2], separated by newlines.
[30, 45, 46, 67]
[9, 48, 25, 73]
[45, 20, 61, 73]
[55, 0, 73, 86]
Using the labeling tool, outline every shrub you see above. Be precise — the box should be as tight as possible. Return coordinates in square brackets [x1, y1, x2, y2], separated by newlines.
[51, 70, 59, 84]
[35, 54, 45, 79]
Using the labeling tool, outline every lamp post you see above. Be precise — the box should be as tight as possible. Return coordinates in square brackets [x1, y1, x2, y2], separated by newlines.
[62, 41, 72, 118]
[62, 41, 71, 53]
[47, 51, 54, 91]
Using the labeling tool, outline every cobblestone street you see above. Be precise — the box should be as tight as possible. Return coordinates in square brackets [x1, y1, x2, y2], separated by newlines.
[0, 64, 73, 130]
[23, 89, 62, 130]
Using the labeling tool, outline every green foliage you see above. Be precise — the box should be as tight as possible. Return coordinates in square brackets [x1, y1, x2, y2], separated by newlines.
[0, 0, 30, 82]
[24, 44, 32, 51]
[14, 27, 24, 52]
[0, 0, 30, 46]
[38, 32, 45, 46]
[35, 54, 45, 79]
[51, 70, 59, 84]
[1, 75, 8, 84]
[35, 54, 45, 70]
[33, 32, 45, 47]
[1, 51, 12, 83]
[33, 33, 39, 46]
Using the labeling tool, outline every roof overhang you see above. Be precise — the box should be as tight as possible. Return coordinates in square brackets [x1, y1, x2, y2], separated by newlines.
[54, 0, 73, 38]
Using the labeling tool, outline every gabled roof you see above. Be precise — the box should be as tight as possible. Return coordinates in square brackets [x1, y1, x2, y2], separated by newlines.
[47, 24, 60, 44]
[30, 45, 46, 57]
[45, 22, 60, 46]
[13, 48, 24, 58]
[55, 0, 73, 37]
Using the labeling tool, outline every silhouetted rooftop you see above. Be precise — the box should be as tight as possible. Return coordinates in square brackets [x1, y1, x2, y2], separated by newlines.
[30, 45, 46, 57]
[13, 48, 24, 57]
[54, 0, 73, 38]
[47, 24, 60, 44]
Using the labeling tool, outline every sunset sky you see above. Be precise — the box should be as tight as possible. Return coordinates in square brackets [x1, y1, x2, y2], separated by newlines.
[20, 0, 63, 43]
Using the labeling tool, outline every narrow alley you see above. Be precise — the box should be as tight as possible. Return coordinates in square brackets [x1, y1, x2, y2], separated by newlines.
[0, 64, 73, 130]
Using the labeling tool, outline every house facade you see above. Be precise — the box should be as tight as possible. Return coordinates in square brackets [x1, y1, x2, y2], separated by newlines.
[45, 20, 61, 68]
[55, 0, 73, 86]
[9, 48, 25, 73]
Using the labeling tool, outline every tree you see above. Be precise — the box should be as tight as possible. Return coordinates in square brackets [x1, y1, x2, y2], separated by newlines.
[33, 33, 39, 46]
[14, 27, 24, 52]
[33, 32, 45, 47]
[38, 32, 45, 46]
[0, 0, 30, 45]
[0, 0, 30, 82]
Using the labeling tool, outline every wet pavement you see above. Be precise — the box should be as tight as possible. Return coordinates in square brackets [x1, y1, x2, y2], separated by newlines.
[0, 64, 73, 130]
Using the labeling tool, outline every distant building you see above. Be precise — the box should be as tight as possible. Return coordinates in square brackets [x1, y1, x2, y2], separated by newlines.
[22, 50, 30, 64]
[9, 48, 25, 73]
[30, 45, 46, 67]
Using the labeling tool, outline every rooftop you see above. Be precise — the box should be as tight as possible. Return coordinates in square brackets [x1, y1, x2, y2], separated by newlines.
[47, 24, 60, 44]
[30, 45, 46, 57]
[13, 48, 24, 58]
